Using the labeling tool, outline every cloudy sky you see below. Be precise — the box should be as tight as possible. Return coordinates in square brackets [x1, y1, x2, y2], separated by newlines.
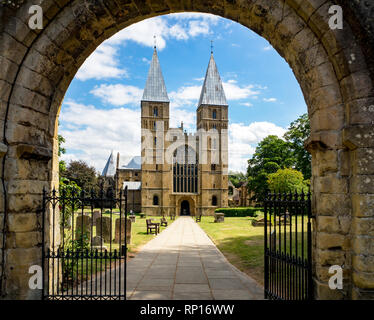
[59, 13, 307, 173]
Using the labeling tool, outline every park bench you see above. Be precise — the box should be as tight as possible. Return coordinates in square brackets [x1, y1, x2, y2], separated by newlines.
[146, 219, 160, 235]
[195, 214, 202, 222]
[160, 216, 168, 227]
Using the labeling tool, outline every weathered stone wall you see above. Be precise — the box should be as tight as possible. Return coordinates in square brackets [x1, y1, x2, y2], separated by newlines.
[0, 0, 373, 299]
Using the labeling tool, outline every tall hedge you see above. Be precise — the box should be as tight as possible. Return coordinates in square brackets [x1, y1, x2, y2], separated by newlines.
[214, 207, 263, 217]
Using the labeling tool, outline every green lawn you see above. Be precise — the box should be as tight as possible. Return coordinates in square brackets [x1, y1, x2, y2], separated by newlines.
[198, 215, 309, 286]
[60, 214, 173, 284]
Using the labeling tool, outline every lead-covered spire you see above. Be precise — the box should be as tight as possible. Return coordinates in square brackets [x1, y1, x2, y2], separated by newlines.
[102, 151, 116, 177]
[198, 53, 228, 107]
[142, 48, 169, 103]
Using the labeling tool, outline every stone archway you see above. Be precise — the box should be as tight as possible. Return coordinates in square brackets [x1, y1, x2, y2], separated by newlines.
[177, 197, 195, 217]
[0, 0, 373, 300]
[180, 200, 190, 216]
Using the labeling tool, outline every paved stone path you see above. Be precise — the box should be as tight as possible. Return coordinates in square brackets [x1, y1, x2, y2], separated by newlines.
[126, 216, 263, 300]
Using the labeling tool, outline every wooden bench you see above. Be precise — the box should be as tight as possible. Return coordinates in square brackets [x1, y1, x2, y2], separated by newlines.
[146, 219, 160, 235]
[160, 216, 168, 227]
[195, 214, 202, 222]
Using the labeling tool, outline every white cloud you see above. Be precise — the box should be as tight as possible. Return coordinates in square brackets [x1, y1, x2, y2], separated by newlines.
[223, 81, 260, 100]
[169, 85, 202, 108]
[263, 97, 277, 102]
[168, 80, 261, 109]
[241, 102, 253, 107]
[59, 101, 141, 171]
[263, 45, 272, 51]
[169, 24, 189, 40]
[106, 14, 217, 50]
[228, 122, 286, 172]
[142, 57, 151, 64]
[188, 20, 210, 37]
[76, 43, 128, 81]
[90, 84, 143, 106]
[60, 101, 286, 174]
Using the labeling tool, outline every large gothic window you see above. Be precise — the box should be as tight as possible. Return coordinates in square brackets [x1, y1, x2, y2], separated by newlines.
[173, 145, 198, 193]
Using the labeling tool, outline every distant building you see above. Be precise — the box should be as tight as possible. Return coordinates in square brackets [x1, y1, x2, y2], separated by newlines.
[102, 48, 229, 216]
[228, 180, 256, 207]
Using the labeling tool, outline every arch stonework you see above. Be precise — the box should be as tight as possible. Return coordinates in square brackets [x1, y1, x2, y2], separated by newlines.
[0, 0, 373, 299]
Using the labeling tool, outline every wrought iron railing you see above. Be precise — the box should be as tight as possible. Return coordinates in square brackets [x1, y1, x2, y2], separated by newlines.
[42, 186, 128, 300]
[264, 191, 313, 300]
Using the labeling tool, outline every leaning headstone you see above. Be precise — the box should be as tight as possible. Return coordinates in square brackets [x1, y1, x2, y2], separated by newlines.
[214, 212, 225, 223]
[75, 215, 91, 240]
[96, 216, 112, 243]
[252, 218, 272, 227]
[115, 218, 132, 245]
[92, 210, 101, 226]
[92, 236, 103, 246]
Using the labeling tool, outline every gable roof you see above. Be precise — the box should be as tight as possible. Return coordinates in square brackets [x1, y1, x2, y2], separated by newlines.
[198, 53, 228, 107]
[142, 48, 169, 103]
[121, 156, 141, 170]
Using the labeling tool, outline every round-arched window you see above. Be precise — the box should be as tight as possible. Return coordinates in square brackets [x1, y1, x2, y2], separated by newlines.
[153, 195, 159, 206]
[212, 195, 218, 206]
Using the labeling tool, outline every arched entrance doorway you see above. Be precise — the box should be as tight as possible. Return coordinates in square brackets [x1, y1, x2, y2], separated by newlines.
[0, 1, 373, 300]
[180, 200, 190, 216]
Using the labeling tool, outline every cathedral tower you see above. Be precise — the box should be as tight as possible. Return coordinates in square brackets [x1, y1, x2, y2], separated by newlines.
[196, 53, 229, 213]
[141, 47, 170, 215]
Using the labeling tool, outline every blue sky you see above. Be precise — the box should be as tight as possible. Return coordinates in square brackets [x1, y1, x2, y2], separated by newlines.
[59, 13, 307, 173]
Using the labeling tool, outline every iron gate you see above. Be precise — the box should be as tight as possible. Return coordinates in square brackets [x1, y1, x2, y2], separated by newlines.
[42, 186, 128, 300]
[264, 191, 313, 300]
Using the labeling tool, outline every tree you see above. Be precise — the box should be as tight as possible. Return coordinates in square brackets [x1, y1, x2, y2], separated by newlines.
[63, 160, 98, 191]
[58, 134, 67, 176]
[267, 168, 309, 193]
[228, 171, 247, 188]
[246, 135, 296, 202]
[284, 113, 311, 179]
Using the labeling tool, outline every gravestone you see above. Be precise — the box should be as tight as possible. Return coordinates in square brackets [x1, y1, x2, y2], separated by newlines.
[96, 216, 112, 243]
[252, 218, 272, 227]
[92, 210, 101, 226]
[115, 218, 132, 245]
[75, 215, 91, 240]
[92, 236, 103, 246]
[214, 212, 224, 223]
[129, 215, 136, 223]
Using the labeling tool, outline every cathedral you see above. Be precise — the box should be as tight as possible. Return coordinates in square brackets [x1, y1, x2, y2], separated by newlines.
[102, 48, 229, 216]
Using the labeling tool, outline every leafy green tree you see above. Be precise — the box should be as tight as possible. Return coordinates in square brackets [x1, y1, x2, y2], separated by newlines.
[267, 168, 309, 193]
[58, 134, 67, 177]
[228, 171, 247, 188]
[246, 135, 296, 202]
[284, 113, 311, 179]
[63, 160, 98, 192]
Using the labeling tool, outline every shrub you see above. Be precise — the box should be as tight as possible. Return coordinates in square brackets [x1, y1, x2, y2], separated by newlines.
[214, 207, 263, 217]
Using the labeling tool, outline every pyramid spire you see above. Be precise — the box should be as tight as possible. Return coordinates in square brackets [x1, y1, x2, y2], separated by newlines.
[101, 151, 116, 177]
[142, 48, 169, 103]
[198, 53, 228, 107]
